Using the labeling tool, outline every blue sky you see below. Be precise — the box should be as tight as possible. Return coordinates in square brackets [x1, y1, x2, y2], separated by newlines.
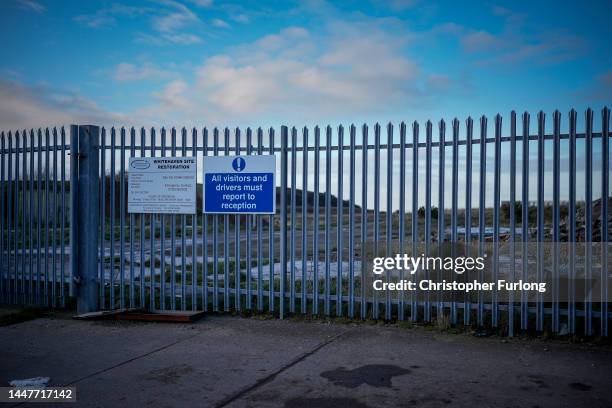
[0, 0, 610, 131]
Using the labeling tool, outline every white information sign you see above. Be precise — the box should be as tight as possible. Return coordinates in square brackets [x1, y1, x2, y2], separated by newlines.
[128, 157, 197, 214]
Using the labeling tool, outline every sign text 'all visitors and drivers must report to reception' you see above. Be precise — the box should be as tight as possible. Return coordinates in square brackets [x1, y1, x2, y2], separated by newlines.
[203, 155, 276, 214]
[128, 157, 197, 214]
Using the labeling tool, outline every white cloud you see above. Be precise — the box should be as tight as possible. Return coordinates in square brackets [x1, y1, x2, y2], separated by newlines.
[75, 1, 202, 45]
[113, 62, 173, 81]
[146, 1, 202, 44]
[153, 11, 196, 33]
[212, 18, 230, 28]
[133, 20, 424, 126]
[16, 0, 45, 13]
[187, 0, 213, 7]
[154, 79, 191, 110]
[135, 32, 201, 45]
[433, 6, 586, 66]
[231, 14, 250, 23]
[74, 14, 116, 28]
[460, 30, 499, 52]
[376, 0, 420, 11]
[576, 70, 612, 101]
[74, 4, 151, 28]
[426, 74, 452, 90]
[0, 80, 123, 131]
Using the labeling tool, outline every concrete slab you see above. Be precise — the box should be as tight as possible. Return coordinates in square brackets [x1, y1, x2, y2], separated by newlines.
[237, 326, 612, 408]
[1, 314, 611, 408]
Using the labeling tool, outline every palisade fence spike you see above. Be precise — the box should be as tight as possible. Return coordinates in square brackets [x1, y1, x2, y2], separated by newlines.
[372, 122, 381, 320]
[223, 127, 230, 312]
[6, 131, 12, 305]
[585, 107, 594, 336]
[337, 124, 344, 317]
[234, 126, 241, 312]
[601, 106, 610, 336]
[464, 116, 473, 325]
[552, 109, 561, 333]
[268, 126, 275, 313]
[360, 123, 368, 320]
[424, 120, 433, 322]
[410, 120, 418, 322]
[477, 115, 487, 326]
[324, 124, 332, 316]
[492, 113, 502, 327]
[0, 132, 3, 303]
[385, 121, 392, 320]
[438, 119, 445, 244]
[301, 125, 309, 314]
[348, 123, 356, 318]
[280, 125, 288, 318]
[289, 126, 297, 313]
[397, 121, 406, 321]
[520, 111, 530, 330]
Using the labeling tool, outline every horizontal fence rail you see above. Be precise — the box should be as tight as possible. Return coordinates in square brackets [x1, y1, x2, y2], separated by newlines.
[0, 108, 610, 337]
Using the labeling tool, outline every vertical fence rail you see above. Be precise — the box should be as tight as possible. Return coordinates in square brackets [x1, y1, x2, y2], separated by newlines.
[477, 116, 486, 327]
[373, 124, 381, 319]
[0, 133, 5, 302]
[302, 127, 309, 314]
[385, 123, 392, 320]
[313, 126, 320, 316]
[398, 122, 406, 321]
[14, 131, 20, 305]
[268, 128, 275, 313]
[360, 124, 368, 320]
[129, 128, 135, 309]
[324, 126, 331, 316]
[602, 107, 609, 337]
[585, 109, 594, 336]
[569, 110, 577, 334]
[451, 119, 459, 325]
[411, 121, 419, 322]
[509, 111, 517, 336]
[424, 121, 432, 323]
[536, 112, 545, 332]
[552, 111, 561, 333]
[149, 128, 157, 311]
[337, 125, 344, 317]
[29, 130, 34, 305]
[280, 126, 288, 318]
[139, 128, 146, 309]
[246, 128, 253, 311]
[493, 115, 501, 328]
[170, 128, 177, 311]
[437, 120, 445, 320]
[348, 125, 356, 318]
[521, 112, 529, 331]
[234, 128, 241, 312]
[7, 132, 12, 304]
[464, 118, 473, 326]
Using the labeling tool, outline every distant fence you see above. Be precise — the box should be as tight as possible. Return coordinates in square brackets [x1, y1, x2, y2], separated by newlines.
[0, 108, 610, 337]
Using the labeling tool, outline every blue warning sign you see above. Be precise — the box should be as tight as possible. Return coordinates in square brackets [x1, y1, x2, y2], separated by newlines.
[203, 155, 276, 214]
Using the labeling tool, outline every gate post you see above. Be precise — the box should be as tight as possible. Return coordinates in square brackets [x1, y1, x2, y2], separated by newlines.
[72, 125, 100, 314]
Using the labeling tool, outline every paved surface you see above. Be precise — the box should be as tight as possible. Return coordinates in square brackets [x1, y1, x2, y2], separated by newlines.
[1, 313, 612, 408]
